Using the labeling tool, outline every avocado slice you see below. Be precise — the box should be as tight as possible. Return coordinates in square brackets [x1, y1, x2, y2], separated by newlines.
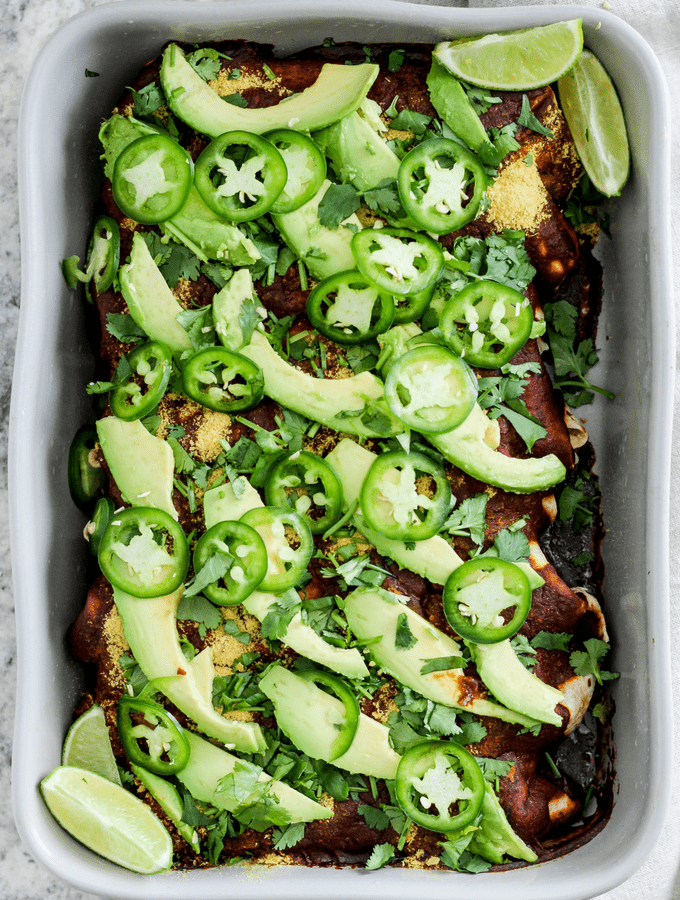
[243, 331, 401, 438]
[426, 58, 494, 157]
[113, 586, 266, 753]
[271, 179, 361, 281]
[468, 783, 538, 863]
[429, 404, 567, 494]
[203, 477, 369, 678]
[344, 587, 540, 728]
[96, 416, 177, 520]
[212, 268, 263, 352]
[327, 438, 545, 592]
[131, 764, 200, 853]
[327, 438, 465, 584]
[119, 233, 192, 352]
[99, 114, 259, 267]
[160, 43, 379, 138]
[178, 731, 331, 828]
[259, 665, 399, 779]
[470, 640, 564, 726]
[203, 478, 262, 530]
[314, 109, 400, 192]
[243, 591, 369, 679]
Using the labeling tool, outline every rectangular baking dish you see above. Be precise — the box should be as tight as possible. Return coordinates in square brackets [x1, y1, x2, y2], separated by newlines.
[11, 2, 673, 898]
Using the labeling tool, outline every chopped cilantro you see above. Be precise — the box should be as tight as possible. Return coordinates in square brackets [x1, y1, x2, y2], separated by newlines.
[511, 633, 537, 670]
[176, 593, 223, 639]
[476, 757, 513, 789]
[389, 109, 431, 135]
[570, 638, 619, 685]
[419, 656, 466, 674]
[395, 613, 417, 650]
[271, 822, 306, 850]
[517, 94, 554, 138]
[461, 81, 501, 115]
[388, 49, 405, 72]
[186, 48, 224, 82]
[363, 177, 403, 217]
[443, 493, 488, 546]
[358, 804, 391, 830]
[129, 82, 164, 117]
[318, 183, 362, 229]
[531, 631, 572, 652]
[260, 589, 301, 640]
[365, 843, 395, 870]
[557, 474, 599, 534]
[106, 312, 146, 345]
[572, 550, 594, 567]
[222, 92, 248, 107]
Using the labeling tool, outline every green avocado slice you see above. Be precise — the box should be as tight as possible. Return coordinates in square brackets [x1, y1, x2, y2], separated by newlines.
[344, 586, 540, 727]
[178, 731, 331, 828]
[259, 665, 399, 778]
[160, 43, 379, 137]
[113, 586, 266, 753]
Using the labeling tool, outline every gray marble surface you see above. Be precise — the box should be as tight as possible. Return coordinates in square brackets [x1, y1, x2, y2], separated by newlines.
[1, 0, 678, 898]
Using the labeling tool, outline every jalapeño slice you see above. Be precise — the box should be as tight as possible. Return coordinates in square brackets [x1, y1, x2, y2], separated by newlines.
[440, 281, 534, 368]
[264, 450, 344, 535]
[443, 556, 532, 644]
[112, 134, 193, 224]
[182, 347, 264, 413]
[98, 507, 189, 598]
[351, 227, 444, 297]
[264, 129, 327, 214]
[397, 138, 487, 234]
[384, 345, 477, 434]
[306, 270, 395, 346]
[194, 130, 287, 222]
[117, 696, 190, 776]
[68, 425, 107, 509]
[395, 740, 485, 833]
[360, 450, 451, 542]
[191, 520, 268, 606]
[109, 341, 173, 421]
[241, 506, 314, 593]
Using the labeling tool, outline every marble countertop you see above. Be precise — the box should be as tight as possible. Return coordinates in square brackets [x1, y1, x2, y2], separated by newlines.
[1, 0, 678, 898]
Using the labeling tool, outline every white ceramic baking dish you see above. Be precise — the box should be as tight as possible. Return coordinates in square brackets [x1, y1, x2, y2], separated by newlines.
[11, 2, 673, 898]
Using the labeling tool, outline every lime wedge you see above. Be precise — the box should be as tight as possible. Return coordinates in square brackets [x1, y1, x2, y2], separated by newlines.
[557, 50, 630, 197]
[40, 766, 173, 874]
[434, 19, 583, 90]
[61, 704, 122, 785]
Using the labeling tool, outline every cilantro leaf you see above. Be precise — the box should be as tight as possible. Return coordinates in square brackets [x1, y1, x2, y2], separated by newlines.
[419, 656, 466, 674]
[177, 593, 223, 639]
[572, 550, 594, 567]
[531, 631, 572, 652]
[570, 638, 619, 685]
[479, 123, 520, 167]
[186, 48, 223, 82]
[271, 822, 305, 850]
[517, 94, 554, 138]
[476, 757, 513, 789]
[387, 49, 405, 73]
[443, 493, 488, 546]
[511, 633, 537, 670]
[223, 619, 251, 645]
[130, 82, 164, 117]
[425, 705, 462, 737]
[358, 804, 391, 830]
[390, 109, 431, 135]
[318, 183, 361, 229]
[461, 81, 501, 115]
[492, 527, 530, 563]
[558, 476, 598, 534]
[395, 613, 417, 650]
[183, 551, 233, 601]
[106, 312, 146, 345]
[167, 436, 196, 474]
[365, 843, 396, 870]
[363, 178, 403, 217]
[176, 305, 216, 350]
[260, 589, 301, 640]
[222, 92, 248, 108]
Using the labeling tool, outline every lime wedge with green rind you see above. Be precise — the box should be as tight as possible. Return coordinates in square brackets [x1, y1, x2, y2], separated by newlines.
[558, 49, 630, 197]
[61, 703, 121, 785]
[434, 19, 583, 91]
[40, 766, 173, 874]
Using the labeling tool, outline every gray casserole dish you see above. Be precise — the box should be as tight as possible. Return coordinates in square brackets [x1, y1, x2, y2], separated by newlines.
[11, 2, 673, 898]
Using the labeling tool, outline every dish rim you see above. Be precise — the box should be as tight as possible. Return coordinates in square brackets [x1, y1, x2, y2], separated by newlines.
[10, 2, 674, 898]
